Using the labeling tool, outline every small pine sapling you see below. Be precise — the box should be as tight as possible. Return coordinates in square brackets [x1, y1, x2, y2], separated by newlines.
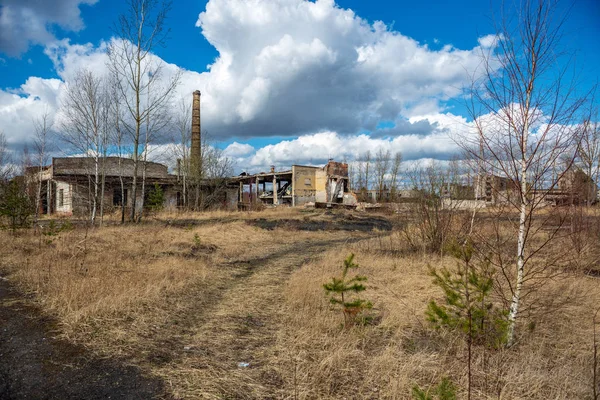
[323, 253, 372, 327]
[412, 377, 456, 400]
[146, 183, 165, 211]
[426, 240, 508, 400]
[427, 240, 507, 346]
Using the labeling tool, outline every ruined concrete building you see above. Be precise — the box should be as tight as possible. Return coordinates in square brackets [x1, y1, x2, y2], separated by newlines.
[470, 167, 598, 206]
[236, 160, 356, 208]
[29, 90, 238, 216]
[29, 89, 357, 215]
[29, 157, 182, 215]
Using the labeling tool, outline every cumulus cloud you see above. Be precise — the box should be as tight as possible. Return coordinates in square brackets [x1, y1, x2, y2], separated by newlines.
[195, 0, 497, 138]
[0, 0, 98, 56]
[223, 142, 255, 158]
[233, 127, 461, 173]
[1, 0, 502, 167]
[477, 34, 502, 48]
[0, 77, 62, 150]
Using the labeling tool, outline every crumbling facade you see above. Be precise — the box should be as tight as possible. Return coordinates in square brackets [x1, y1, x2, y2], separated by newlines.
[236, 160, 355, 208]
[28, 89, 241, 216]
[30, 157, 181, 216]
[556, 166, 597, 205]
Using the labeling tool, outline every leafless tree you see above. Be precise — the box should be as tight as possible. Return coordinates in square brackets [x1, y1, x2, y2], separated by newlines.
[0, 131, 13, 182]
[107, 0, 180, 222]
[171, 97, 191, 208]
[374, 149, 391, 202]
[186, 133, 233, 210]
[109, 77, 129, 224]
[461, 0, 591, 346]
[355, 150, 372, 201]
[389, 152, 402, 201]
[578, 111, 599, 206]
[364, 150, 371, 195]
[60, 69, 111, 225]
[406, 160, 468, 254]
[32, 111, 52, 227]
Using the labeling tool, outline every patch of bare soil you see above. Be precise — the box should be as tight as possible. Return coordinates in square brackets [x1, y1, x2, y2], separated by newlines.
[248, 214, 393, 232]
[0, 278, 169, 400]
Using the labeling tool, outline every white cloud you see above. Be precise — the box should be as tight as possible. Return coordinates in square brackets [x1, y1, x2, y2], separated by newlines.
[0, 0, 98, 56]
[477, 34, 502, 48]
[235, 126, 461, 173]
[0, 0, 503, 167]
[0, 77, 62, 149]
[195, 0, 498, 138]
[223, 142, 255, 158]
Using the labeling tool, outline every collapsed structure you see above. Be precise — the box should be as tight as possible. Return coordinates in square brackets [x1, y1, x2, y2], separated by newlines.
[235, 160, 355, 208]
[470, 167, 597, 206]
[30, 157, 241, 216]
[28, 89, 355, 216]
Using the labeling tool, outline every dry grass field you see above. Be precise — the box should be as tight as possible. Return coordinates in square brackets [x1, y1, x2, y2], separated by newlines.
[1, 207, 599, 399]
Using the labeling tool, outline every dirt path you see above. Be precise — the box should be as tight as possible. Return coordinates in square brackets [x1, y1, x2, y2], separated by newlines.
[0, 277, 168, 400]
[0, 224, 380, 399]
[154, 236, 369, 399]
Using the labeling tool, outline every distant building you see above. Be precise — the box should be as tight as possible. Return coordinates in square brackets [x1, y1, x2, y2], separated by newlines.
[236, 160, 354, 208]
[556, 166, 597, 205]
[474, 174, 518, 205]
[26, 90, 240, 216]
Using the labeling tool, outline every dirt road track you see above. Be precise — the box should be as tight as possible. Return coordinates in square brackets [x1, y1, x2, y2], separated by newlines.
[0, 225, 380, 399]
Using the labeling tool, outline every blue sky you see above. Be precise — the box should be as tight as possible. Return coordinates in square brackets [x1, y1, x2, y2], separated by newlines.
[0, 0, 598, 172]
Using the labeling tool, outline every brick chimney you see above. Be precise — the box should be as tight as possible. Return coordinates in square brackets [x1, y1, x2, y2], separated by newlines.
[190, 90, 202, 178]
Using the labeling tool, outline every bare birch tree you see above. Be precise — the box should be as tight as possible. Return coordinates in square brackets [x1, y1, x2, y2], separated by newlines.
[461, 0, 590, 346]
[172, 97, 191, 208]
[109, 78, 129, 224]
[0, 131, 12, 182]
[60, 69, 111, 225]
[107, 0, 180, 222]
[374, 149, 391, 202]
[578, 112, 600, 206]
[32, 111, 52, 227]
[389, 152, 402, 200]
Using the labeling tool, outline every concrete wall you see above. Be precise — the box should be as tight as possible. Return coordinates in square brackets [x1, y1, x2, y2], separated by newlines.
[54, 181, 73, 215]
[315, 169, 327, 203]
[442, 199, 487, 210]
[53, 157, 170, 179]
[292, 165, 319, 206]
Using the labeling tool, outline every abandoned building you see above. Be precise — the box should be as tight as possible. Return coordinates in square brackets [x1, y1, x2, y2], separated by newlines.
[473, 174, 519, 204]
[236, 160, 356, 208]
[556, 166, 598, 205]
[28, 90, 240, 216]
[470, 168, 597, 206]
[28, 89, 357, 215]
[30, 157, 179, 215]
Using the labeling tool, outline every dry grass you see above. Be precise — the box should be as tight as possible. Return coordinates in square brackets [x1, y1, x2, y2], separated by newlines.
[1, 207, 599, 399]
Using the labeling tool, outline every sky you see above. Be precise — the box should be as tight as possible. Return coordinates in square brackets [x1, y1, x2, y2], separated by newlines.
[0, 0, 598, 173]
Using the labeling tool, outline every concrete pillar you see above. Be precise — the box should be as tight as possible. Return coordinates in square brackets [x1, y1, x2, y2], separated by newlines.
[46, 180, 51, 214]
[273, 175, 277, 205]
[291, 166, 296, 207]
[239, 181, 243, 203]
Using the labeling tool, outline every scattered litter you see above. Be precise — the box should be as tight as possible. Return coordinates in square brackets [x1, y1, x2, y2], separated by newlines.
[237, 362, 250, 368]
[183, 346, 193, 351]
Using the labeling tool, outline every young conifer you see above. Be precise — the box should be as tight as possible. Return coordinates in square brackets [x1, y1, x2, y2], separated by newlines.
[323, 253, 372, 327]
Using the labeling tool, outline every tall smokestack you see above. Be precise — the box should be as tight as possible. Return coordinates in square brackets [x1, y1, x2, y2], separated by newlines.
[191, 90, 202, 178]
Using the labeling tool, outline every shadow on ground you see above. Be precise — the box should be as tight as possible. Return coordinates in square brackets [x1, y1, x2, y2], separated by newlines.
[0, 278, 169, 400]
